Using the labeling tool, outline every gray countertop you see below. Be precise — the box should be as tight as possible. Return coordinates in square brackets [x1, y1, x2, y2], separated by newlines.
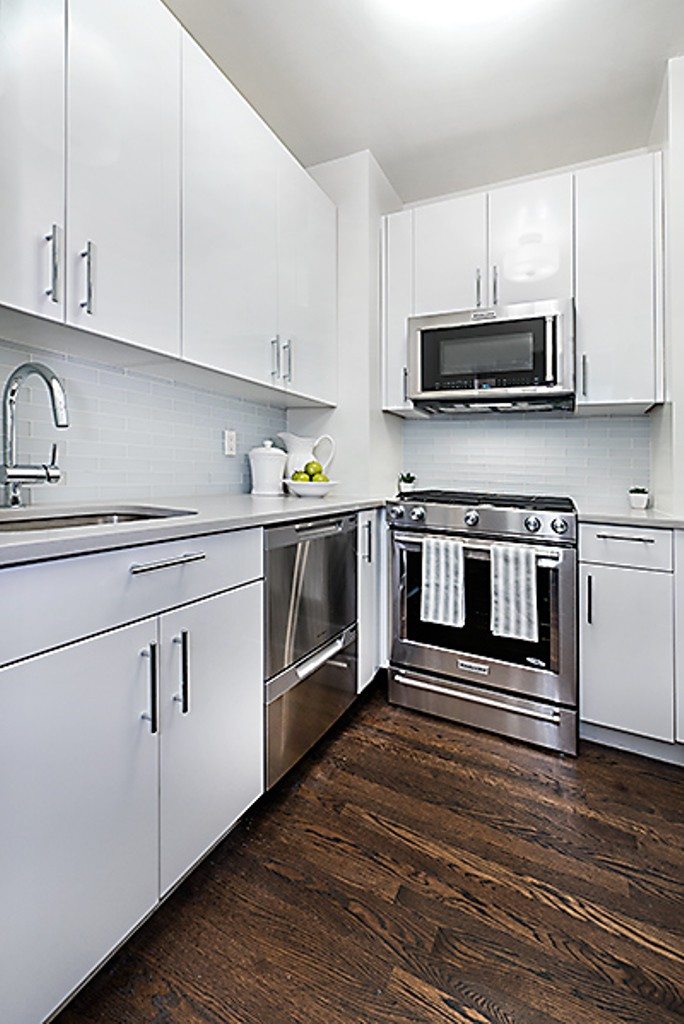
[577, 506, 684, 530]
[0, 493, 385, 568]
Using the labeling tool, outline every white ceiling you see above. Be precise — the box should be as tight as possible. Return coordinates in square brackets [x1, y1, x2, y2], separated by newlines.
[163, 0, 684, 202]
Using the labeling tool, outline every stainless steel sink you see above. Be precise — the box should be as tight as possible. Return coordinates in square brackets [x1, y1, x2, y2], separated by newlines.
[0, 505, 197, 533]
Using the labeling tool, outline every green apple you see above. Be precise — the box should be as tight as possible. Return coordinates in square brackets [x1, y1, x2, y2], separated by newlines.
[304, 460, 323, 477]
[312, 473, 329, 483]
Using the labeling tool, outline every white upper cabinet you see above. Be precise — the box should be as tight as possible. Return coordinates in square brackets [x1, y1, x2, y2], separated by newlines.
[277, 151, 337, 404]
[413, 192, 488, 315]
[382, 209, 413, 410]
[182, 35, 279, 385]
[66, 0, 181, 355]
[489, 173, 573, 306]
[0, 0, 65, 321]
[575, 153, 662, 409]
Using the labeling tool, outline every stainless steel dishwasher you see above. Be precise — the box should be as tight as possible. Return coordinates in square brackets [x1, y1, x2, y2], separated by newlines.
[264, 514, 358, 788]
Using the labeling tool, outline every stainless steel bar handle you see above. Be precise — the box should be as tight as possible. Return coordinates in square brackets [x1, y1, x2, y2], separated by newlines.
[271, 336, 281, 380]
[594, 533, 655, 544]
[365, 519, 373, 563]
[129, 551, 207, 575]
[80, 241, 95, 315]
[393, 674, 562, 724]
[295, 519, 344, 537]
[173, 630, 190, 714]
[296, 636, 345, 683]
[544, 316, 554, 383]
[282, 340, 293, 383]
[141, 642, 159, 734]
[45, 224, 61, 303]
[492, 265, 499, 306]
[581, 354, 588, 397]
[402, 366, 409, 403]
[586, 574, 593, 624]
[475, 267, 482, 308]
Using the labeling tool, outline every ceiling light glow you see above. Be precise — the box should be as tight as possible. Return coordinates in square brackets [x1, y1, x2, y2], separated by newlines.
[374, 0, 545, 29]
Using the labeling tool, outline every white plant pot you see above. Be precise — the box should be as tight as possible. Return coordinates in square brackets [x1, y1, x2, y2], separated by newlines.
[628, 492, 650, 510]
[398, 481, 415, 494]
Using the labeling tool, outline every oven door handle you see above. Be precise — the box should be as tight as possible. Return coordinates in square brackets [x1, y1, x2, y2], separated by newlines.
[392, 533, 563, 563]
[393, 674, 562, 724]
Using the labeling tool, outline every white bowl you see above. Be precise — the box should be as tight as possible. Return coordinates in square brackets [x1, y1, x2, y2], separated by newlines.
[286, 479, 337, 498]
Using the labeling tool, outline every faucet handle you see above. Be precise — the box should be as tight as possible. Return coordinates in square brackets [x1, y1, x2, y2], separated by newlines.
[45, 443, 61, 484]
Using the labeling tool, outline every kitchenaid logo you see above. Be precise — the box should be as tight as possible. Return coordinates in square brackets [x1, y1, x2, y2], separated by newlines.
[458, 659, 490, 676]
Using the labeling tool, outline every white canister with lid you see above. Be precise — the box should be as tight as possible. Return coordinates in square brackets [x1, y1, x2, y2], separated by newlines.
[249, 440, 287, 496]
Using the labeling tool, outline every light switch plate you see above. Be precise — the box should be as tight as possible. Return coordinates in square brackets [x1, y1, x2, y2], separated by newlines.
[222, 429, 237, 456]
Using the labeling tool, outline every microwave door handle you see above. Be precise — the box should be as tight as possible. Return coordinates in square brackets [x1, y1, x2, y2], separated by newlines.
[545, 317, 555, 384]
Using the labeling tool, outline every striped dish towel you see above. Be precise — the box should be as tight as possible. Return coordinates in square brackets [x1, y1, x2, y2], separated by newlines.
[420, 537, 465, 628]
[490, 544, 539, 643]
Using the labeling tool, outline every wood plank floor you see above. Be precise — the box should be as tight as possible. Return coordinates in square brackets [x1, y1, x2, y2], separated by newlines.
[55, 685, 684, 1024]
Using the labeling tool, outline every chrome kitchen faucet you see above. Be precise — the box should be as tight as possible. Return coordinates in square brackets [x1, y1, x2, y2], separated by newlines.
[1, 362, 69, 508]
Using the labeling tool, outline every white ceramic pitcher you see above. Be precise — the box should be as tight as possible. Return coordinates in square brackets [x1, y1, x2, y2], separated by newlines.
[277, 432, 336, 478]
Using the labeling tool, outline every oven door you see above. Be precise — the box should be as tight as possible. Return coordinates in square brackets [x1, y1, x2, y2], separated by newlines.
[391, 532, 576, 706]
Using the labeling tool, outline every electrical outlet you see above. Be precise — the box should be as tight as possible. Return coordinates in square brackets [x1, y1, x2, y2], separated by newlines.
[222, 429, 237, 456]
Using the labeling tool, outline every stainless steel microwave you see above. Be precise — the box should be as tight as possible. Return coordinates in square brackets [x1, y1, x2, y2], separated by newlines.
[408, 300, 575, 413]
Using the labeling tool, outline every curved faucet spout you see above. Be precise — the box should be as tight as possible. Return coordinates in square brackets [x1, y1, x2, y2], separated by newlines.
[2, 362, 69, 507]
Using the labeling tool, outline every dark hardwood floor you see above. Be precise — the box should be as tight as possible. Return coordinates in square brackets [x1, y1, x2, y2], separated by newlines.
[55, 686, 684, 1024]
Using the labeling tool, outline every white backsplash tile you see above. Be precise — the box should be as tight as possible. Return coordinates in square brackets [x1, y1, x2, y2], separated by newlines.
[0, 338, 286, 504]
[402, 414, 651, 507]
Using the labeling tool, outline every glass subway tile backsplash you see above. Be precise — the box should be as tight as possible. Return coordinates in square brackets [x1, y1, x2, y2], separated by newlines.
[0, 338, 286, 505]
[403, 414, 651, 508]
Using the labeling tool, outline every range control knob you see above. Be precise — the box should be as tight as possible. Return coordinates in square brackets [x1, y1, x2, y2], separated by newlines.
[388, 505, 404, 520]
[551, 517, 569, 535]
[464, 509, 480, 527]
[410, 506, 426, 522]
[525, 515, 542, 534]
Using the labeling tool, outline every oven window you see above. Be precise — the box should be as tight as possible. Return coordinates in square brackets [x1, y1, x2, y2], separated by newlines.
[403, 548, 556, 672]
[421, 316, 549, 392]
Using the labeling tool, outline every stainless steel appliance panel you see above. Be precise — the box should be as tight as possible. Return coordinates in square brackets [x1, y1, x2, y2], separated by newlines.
[389, 668, 577, 755]
[266, 629, 357, 788]
[265, 515, 357, 681]
[390, 531, 577, 707]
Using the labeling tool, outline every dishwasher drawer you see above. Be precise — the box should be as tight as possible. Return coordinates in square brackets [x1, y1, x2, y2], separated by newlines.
[265, 627, 357, 789]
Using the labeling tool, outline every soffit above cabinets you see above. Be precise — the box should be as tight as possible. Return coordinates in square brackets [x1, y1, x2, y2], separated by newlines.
[161, 0, 684, 200]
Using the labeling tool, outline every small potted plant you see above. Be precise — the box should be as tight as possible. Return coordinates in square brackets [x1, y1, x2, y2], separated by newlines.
[398, 472, 416, 495]
[628, 486, 650, 510]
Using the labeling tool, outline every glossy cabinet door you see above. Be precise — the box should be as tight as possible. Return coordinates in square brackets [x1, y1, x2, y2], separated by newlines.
[575, 153, 661, 408]
[382, 209, 413, 410]
[182, 35, 279, 385]
[159, 583, 264, 895]
[0, 619, 159, 1024]
[0, 0, 65, 321]
[358, 510, 382, 692]
[277, 151, 337, 403]
[413, 192, 488, 314]
[66, 0, 181, 355]
[579, 563, 674, 742]
[489, 172, 573, 305]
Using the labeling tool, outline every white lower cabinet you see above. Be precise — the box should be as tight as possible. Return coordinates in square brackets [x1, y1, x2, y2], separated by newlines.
[0, 532, 265, 1022]
[357, 510, 382, 691]
[579, 562, 674, 742]
[159, 583, 264, 894]
[0, 619, 160, 1024]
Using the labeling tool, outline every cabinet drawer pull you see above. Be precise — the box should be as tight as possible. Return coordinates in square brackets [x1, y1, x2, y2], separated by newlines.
[129, 551, 206, 574]
[173, 630, 190, 714]
[80, 240, 95, 315]
[475, 267, 482, 308]
[271, 336, 281, 380]
[45, 224, 61, 303]
[282, 339, 293, 382]
[365, 519, 373, 563]
[586, 574, 593, 624]
[594, 533, 655, 544]
[141, 642, 159, 734]
[492, 264, 499, 306]
[581, 353, 588, 397]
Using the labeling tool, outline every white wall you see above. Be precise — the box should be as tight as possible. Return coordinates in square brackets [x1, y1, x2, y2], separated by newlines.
[403, 414, 651, 509]
[0, 336, 285, 505]
[287, 151, 402, 496]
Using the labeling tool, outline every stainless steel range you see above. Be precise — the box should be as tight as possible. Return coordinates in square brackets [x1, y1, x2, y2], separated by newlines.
[387, 491, 577, 755]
